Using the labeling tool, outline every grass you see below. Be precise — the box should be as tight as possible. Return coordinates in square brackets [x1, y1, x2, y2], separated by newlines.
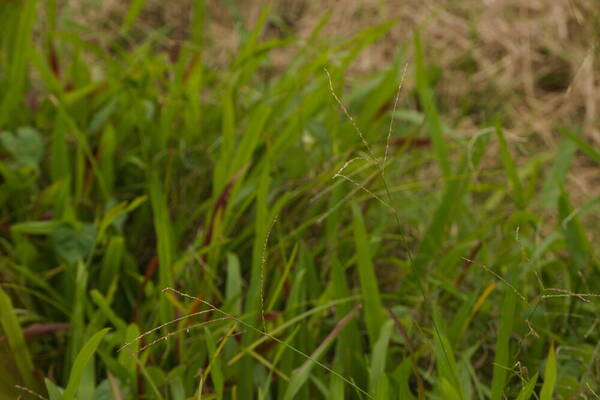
[1, 1, 600, 399]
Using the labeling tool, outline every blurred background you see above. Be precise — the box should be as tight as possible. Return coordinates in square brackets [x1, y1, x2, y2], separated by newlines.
[65, 0, 600, 195]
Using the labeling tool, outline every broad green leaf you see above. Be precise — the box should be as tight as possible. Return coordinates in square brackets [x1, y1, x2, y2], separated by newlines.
[52, 222, 97, 264]
[0, 127, 44, 167]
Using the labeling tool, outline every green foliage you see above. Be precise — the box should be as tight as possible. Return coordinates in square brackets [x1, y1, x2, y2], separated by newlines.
[52, 223, 96, 264]
[0, 2, 598, 399]
[0, 127, 44, 168]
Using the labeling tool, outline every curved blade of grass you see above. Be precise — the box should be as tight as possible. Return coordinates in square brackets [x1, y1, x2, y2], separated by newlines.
[432, 310, 462, 398]
[558, 126, 600, 165]
[201, 324, 236, 400]
[120, 0, 147, 34]
[516, 372, 539, 400]
[394, 359, 417, 400]
[45, 378, 64, 400]
[118, 324, 140, 390]
[283, 305, 361, 400]
[63, 328, 110, 400]
[440, 378, 463, 400]
[369, 319, 394, 394]
[227, 297, 357, 366]
[0, 287, 35, 388]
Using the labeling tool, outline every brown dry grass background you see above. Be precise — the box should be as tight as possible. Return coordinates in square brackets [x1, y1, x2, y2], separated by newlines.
[66, 0, 599, 195]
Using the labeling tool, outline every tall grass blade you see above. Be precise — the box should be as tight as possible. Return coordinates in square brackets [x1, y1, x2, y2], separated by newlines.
[491, 289, 517, 400]
[0, 287, 35, 388]
[496, 121, 525, 209]
[351, 202, 385, 345]
[515, 372, 539, 400]
[559, 126, 600, 165]
[63, 328, 110, 400]
[283, 306, 360, 400]
[413, 30, 450, 177]
[540, 344, 557, 400]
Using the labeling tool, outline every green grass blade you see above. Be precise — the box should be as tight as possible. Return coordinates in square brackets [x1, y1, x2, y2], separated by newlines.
[63, 328, 110, 400]
[369, 319, 394, 394]
[541, 138, 576, 208]
[394, 359, 417, 400]
[205, 327, 224, 399]
[45, 378, 64, 400]
[432, 309, 462, 398]
[120, 0, 148, 34]
[496, 121, 525, 209]
[413, 29, 450, 177]
[516, 372, 539, 400]
[0, 287, 35, 387]
[239, 165, 272, 398]
[117, 324, 140, 391]
[559, 126, 600, 164]
[283, 306, 359, 400]
[540, 344, 557, 400]
[440, 378, 463, 400]
[411, 131, 491, 276]
[90, 290, 127, 332]
[351, 202, 385, 345]
[98, 236, 125, 294]
[0, 0, 38, 127]
[231, 104, 271, 175]
[225, 253, 242, 314]
[558, 189, 590, 271]
[67, 261, 88, 375]
[148, 169, 174, 322]
[491, 289, 517, 400]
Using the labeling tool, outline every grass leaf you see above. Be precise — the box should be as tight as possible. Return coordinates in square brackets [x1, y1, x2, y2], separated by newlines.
[63, 328, 110, 400]
[491, 289, 517, 400]
[351, 202, 385, 345]
[0, 287, 35, 387]
[540, 344, 557, 400]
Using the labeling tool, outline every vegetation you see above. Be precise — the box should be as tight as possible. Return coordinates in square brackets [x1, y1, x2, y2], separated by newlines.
[1, 1, 599, 399]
